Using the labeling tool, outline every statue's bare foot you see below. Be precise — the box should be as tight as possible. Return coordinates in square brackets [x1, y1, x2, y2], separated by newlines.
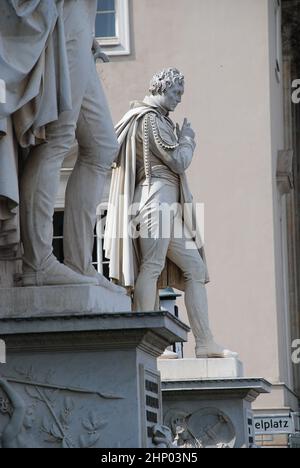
[92, 270, 127, 295]
[65, 263, 127, 295]
[195, 340, 238, 359]
[159, 349, 179, 360]
[22, 257, 98, 287]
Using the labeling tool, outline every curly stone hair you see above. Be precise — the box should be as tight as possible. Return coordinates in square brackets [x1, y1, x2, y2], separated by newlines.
[149, 68, 185, 96]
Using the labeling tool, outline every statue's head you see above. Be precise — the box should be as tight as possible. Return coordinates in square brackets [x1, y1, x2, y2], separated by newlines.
[23, 407, 35, 430]
[149, 68, 185, 112]
[164, 409, 191, 438]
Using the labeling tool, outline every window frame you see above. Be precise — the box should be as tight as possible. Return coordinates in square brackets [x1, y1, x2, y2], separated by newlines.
[96, 0, 130, 56]
[95, 205, 108, 276]
[52, 208, 109, 278]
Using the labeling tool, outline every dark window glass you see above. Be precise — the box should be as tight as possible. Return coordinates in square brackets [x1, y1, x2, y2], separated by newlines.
[96, 0, 116, 38]
[53, 211, 64, 263]
[98, 0, 115, 11]
[52, 210, 109, 278]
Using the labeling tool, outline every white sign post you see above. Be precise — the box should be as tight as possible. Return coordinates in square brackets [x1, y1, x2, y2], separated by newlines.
[254, 415, 295, 435]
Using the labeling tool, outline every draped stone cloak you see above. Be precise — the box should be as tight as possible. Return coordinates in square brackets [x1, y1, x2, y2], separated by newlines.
[104, 102, 210, 292]
[0, 0, 72, 256]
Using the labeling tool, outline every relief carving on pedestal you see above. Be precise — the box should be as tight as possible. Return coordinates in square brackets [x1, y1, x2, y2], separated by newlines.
[163, 407, 236, 449]
[0, 367, 123, 448]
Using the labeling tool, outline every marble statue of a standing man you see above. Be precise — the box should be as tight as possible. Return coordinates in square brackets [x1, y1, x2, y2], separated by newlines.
[0, 0, 122, 292]
[105, 68, 237, 357]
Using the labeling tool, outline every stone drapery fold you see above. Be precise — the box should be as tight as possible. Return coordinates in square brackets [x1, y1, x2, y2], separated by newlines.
[0, 0, 72, 256]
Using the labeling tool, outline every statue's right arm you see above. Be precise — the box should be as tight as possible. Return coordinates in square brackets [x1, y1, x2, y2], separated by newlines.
[0, 379, 26, 445]
[146, 114, 196, 175]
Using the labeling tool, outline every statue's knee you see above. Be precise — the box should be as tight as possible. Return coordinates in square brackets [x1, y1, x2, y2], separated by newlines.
[140, 261, 164, 280]
[46, 117, 76, 148]
[79, 138, 119, 170]
[112, 139, 120, 157]
[185, 258, 207, 284]
[106, 138, 120, 166]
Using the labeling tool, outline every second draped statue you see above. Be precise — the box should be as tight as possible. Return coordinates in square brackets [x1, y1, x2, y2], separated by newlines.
[104, 68, 238, 359]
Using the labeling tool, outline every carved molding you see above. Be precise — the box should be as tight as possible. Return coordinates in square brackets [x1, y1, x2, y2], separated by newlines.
[138, 331, 173, 358]
[3, 330, 156, 353]
[2, 330, 173, 357]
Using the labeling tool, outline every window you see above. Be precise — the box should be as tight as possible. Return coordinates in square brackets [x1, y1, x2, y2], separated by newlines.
[95, 0, 130, 56]
[53, 211, 109, 278]
[96, 0, 116, 39]
[53, 211, 65, 265]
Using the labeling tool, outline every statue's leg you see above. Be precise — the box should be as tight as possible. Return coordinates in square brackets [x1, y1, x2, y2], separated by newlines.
[19, 19, 98, 286]
[134, 236, 170, 311]
[133, 182, 175, 311]
[63, 57, 121, 295]
[167, 230, 213, 342]
[167, 215, 238, 358]
[19, 122, 99, 286]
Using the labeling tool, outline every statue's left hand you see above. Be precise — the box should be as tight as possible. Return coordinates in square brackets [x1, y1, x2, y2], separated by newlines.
[92, 38, 110, 63]
[177, 119, 196, 141]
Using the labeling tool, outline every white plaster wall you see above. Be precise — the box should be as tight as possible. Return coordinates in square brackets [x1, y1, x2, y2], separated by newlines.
[267, 0, 293, 390]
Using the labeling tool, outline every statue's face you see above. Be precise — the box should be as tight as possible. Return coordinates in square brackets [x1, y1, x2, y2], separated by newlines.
[24, 409, 35, 430]
[155, 81, 184, 112]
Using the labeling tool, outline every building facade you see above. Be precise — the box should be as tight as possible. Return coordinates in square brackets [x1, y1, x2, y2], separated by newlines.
[56, 0, 300, 447]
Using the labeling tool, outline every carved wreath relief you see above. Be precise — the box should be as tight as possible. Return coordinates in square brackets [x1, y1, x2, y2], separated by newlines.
[161, 407, 236, 448]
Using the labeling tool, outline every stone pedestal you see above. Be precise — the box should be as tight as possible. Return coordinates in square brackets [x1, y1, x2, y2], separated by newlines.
[0, 284, 132, 317]
[0, 309, 188, 448]
[158, 358, 244, 380]
[158, 358, 271, 448]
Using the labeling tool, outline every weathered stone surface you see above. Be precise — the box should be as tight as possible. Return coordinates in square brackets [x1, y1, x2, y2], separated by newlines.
[0, 311, 188, 448]
[161, 375, 271, 448]
[0, 285, 131, 318]
[158, 357, 244, 380]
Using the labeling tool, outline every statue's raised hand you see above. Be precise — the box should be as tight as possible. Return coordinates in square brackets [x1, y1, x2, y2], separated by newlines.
[177, 118, 195, 140]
